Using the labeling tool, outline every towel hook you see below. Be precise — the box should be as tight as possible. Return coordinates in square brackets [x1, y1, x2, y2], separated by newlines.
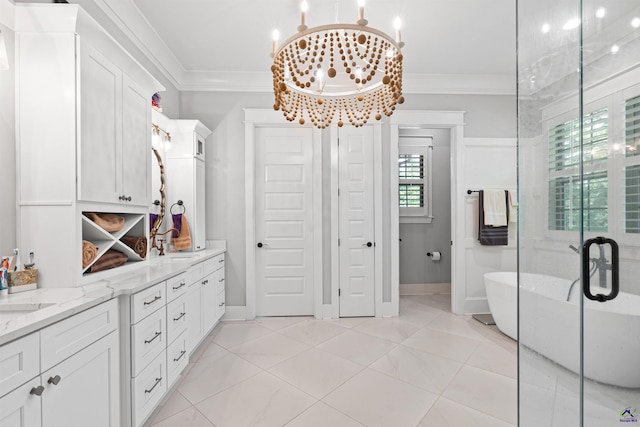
[170, 200, 186, 215]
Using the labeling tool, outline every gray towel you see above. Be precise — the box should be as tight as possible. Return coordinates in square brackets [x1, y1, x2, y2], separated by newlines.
[478, 190, 509, 246]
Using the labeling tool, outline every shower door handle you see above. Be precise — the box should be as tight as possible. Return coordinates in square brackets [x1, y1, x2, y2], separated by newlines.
[582, 236, 619, 302]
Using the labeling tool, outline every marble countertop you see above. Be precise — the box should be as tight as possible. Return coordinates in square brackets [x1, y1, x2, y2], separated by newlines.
[0, 243, 226, 346]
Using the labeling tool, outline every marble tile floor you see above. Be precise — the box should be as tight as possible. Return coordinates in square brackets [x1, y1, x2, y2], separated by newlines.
[145, 294, 517, 427]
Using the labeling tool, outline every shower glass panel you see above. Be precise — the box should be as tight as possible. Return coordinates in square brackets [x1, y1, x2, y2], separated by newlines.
[518, 0, 640, 425]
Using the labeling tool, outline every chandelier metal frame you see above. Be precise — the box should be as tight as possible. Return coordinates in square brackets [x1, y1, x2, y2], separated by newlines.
[271, 4, 405, 128]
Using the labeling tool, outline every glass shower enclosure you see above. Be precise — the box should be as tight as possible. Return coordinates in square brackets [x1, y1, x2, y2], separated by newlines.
[517, 0, 640, 425]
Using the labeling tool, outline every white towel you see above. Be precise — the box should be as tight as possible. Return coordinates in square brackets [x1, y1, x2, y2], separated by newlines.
[508, 190, 517, 223]
[483, 190, 508, 226]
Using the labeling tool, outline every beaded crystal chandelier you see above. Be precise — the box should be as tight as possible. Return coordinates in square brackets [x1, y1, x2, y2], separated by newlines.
[271, 0, 405, 128]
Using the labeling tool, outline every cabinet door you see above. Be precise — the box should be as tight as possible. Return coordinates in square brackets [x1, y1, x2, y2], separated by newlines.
[202, 272, 217, 335]
[78, 44, 122, 204]
[194, 160, 206, 251]
[41, 331, 119, 427]
[185, 284, 203, 355]
[0, 379, 42, 427]
[122, 76, 151, 206]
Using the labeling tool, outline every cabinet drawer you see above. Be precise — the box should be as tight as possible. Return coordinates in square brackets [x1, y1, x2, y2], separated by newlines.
[132, 350, 166, 427]
[0, 333, 39, 398]
[166, 334, 188, 388]
[214, 268, 225, 295]
[203, 253, 224, 276]
[0, 377, 42, 426]
[41, 299, 118, 372]
[186, 263, 204, 286]
[131, 307, 166, 377]
[166, 272, 188, 303]
[166, 295, 188, 344]
[131, 281, 166, 324]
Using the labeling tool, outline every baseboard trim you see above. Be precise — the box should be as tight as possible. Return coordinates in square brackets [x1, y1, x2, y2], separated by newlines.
[400, 283, 451, 295]
[222, 306, 247, 321]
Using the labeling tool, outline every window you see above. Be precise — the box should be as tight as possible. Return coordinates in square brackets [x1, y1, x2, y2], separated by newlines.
[547, 107, 609, 232]
[398, 136, 432, 222]
[625, 95, 640, 234]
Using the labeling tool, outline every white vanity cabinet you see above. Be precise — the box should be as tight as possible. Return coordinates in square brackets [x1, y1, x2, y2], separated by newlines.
[0, 300, 120, 427]
[125, 271, 191, 427]
[166, 120, 212, 252]
[15, 4, 163, 288]
[185, 254, 225, 355]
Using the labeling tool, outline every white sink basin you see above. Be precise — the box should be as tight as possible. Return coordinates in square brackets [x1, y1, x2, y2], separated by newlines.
[0, 302, 56, 322]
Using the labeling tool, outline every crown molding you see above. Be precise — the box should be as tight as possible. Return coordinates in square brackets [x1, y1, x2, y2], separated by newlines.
[79, 0, 186, 90]
[0, 0, 15, 29]
[73, 0, 516, 96]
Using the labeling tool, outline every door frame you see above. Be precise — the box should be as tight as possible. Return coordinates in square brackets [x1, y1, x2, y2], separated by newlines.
[244, 109, 323, 320]
[329, 124, 384, 318]
[389, 111, 465, 315]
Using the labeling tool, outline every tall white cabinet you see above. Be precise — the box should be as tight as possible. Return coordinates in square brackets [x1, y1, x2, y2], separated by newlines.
[15, 4, 163, 287]
[165, 120, 211, 252]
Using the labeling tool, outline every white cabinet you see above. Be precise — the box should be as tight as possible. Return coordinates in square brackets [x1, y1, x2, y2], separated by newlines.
[185, 254, 225, 355]
[0, 300, 120, 427]
[166, 120, 212, 252]
[15, 4, 163, 288]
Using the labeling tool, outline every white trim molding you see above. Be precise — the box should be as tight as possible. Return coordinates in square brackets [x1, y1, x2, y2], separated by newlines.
[0, 0, 15, 29]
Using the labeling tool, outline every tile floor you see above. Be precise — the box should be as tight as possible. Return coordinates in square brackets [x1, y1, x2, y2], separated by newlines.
[145, 294, 517, 427]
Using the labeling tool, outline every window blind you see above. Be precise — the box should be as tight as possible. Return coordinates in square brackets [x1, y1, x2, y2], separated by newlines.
[398, 154, 424, 179]
[399, 184, 424, 208]
[625, 95, 640, 157]
[548, 171, 608, 232]
[548, 108, 608, 172]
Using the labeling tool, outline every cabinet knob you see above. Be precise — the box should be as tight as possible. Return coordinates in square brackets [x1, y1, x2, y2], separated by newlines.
[118, 195, 124, 201]
[30, 385, 45, 396]
[126, 196, 132, 202]
[47, 375, 62, 385]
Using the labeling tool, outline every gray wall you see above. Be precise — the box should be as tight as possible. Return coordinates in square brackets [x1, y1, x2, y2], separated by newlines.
[399, 128, 451, 284]
[180, 91, 516, 307]
[0, 22, 15, 256]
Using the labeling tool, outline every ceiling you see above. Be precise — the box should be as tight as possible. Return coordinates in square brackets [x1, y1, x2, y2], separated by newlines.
[102, 0, 517, 93]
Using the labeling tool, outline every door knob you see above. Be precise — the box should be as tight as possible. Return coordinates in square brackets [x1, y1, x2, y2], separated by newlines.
[257, 242, 269, 248]
[362, 242, 373, 247]
[47, 375, 62, 385]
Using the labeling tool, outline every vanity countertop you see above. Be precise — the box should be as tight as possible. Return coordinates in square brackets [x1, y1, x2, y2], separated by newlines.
[0, 244, 226, 346]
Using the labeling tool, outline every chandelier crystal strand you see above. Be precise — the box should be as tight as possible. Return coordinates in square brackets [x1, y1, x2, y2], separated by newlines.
[272, 1, 404, 128]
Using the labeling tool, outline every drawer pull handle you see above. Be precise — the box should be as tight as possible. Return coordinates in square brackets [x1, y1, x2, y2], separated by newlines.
[47, 375, 62, 385]
[173, 312, 186, 322]
[143, 295, 162, 306]
[173, 350, 187, 362]
[144, 377, 162, 394]
[30, 385, 45, 396]
[218, 278, 224, 283]
[172, 281, 186, 291]
[202, 279, 208, 285]
[218, 259, 224, 263]
[219, 302, 225, 307]
[144, 331, 162, 344]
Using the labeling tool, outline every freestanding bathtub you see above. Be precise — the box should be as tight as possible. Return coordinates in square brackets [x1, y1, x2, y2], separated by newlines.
[484, 271, 640, 388]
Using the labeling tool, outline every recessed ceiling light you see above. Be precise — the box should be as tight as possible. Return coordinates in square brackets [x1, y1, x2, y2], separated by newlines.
[563, 18, 581, 30]
[595, 8, 606, 18]
[541, 23, 550, 33]
[632, 17, 640, 28]
[611, 44, 620, 54]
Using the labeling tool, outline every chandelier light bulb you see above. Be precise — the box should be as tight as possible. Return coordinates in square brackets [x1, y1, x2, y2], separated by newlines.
[357, 0, 367, 26]
[393, 17, 403, 45]
[271, 29, 280, 57]
[299, 1, 309, 31]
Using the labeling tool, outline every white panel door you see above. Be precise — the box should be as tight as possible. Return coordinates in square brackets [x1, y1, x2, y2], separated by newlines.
[255, 127, 315, 316]
[339, 126, 375, 317]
